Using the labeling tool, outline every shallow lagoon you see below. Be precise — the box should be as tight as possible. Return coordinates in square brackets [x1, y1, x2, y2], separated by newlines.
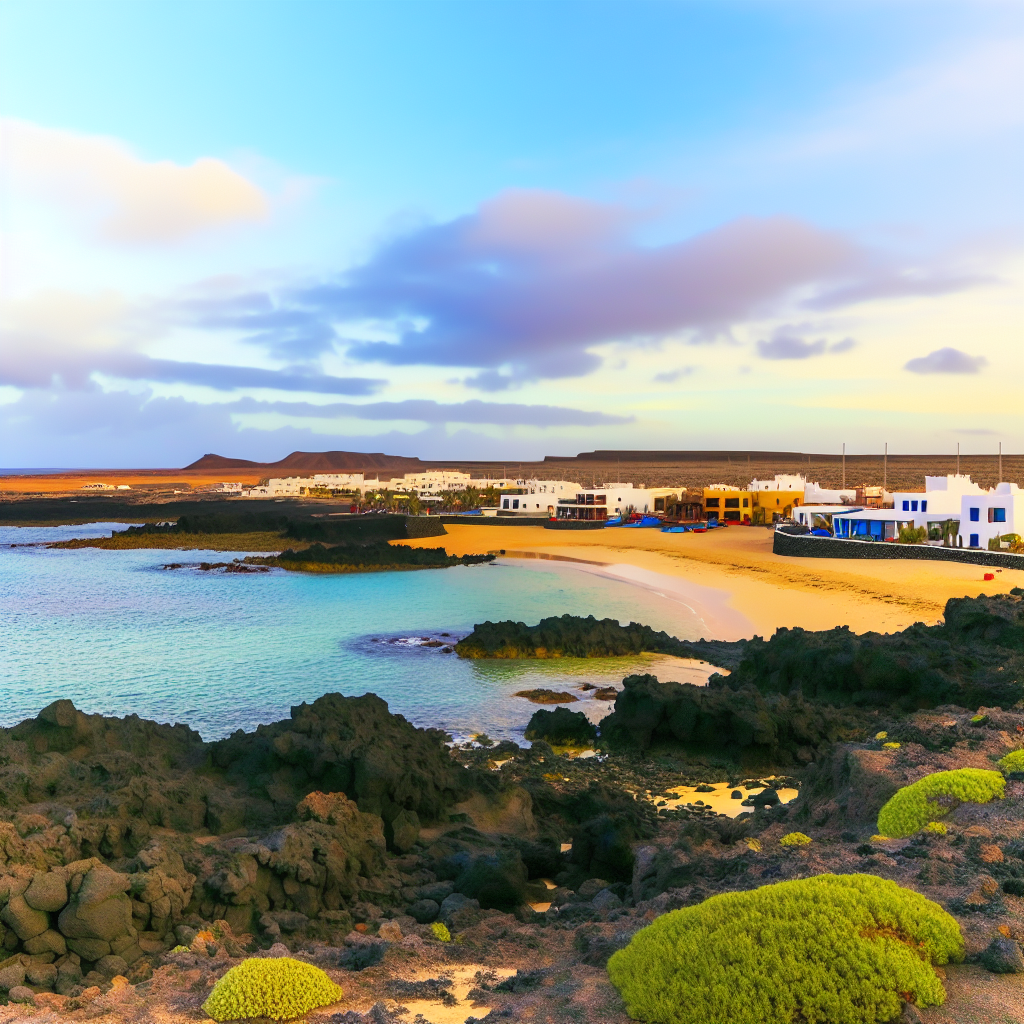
[1, 524, 725, 742]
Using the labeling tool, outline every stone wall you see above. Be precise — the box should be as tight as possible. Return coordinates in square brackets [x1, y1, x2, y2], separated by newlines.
[773, 530, 1024, 570]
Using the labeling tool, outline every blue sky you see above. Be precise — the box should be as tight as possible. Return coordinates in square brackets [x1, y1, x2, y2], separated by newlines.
[1, 0, 1021, 466]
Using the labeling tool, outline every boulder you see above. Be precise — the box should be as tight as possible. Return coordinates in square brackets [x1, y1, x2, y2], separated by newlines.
[0, 962, 26, 990]
[25, 962, 57, 987]
[980, 936, 1024, 974]
[66, 937, 112, 962]
[7, 985, 35, 1004]
[416, 880, 454, 903]
[23, 929, 67, 957]
[591, 888, 623, 912]
[571, 815, 636, 881]
[376, 921, 402, 942]
[1, 895, 49, 940]
[406, 899, 439, 924]
[24, 873, 68, 913]
[454, 852, 528, 912]
[438, 893, 480, 927]
[94, 954, 129, 978]
[266, 911, 309, 933]
[389, 809, 420, 853]
[57, 865, 134, 944]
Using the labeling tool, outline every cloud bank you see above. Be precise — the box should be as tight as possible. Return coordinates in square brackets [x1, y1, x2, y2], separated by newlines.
[904, 347, 988, 374]
[3, 119, 269, 242]
[296, 191, 859, 387]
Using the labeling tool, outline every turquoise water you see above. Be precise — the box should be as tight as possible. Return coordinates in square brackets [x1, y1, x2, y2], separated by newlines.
[1, 524, 712, 742]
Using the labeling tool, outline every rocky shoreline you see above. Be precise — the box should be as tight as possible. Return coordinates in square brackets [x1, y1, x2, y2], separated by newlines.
[0, 594, 1021, 1021]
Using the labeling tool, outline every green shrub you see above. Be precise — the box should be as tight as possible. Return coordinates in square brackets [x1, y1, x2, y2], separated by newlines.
[875, 731, 888, 740]
[607, 874, 963, 1024]
[876, 769, 1005, 838]
[202, 957, 343, 1021]
[923, 821, 947, 835]
[998, 750, 1024, 774]
[883, 742, 901, 749]
[897, 525, 927, 545]
[431, 921, 451, 942]
[780, 832, 812, 847]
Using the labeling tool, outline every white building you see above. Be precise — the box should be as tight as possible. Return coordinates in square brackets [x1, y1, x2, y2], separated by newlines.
[498, 480, 580, 516]
[891, 475, 985, 519]
[960, 483, 1022, 549]
[554, 483, 681, 522]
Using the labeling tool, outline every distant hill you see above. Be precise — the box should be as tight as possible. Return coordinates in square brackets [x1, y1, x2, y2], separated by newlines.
[183, 450, 426, 474]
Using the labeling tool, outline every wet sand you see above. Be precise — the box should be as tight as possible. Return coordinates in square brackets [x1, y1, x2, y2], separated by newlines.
[399, 523, 1024, 639]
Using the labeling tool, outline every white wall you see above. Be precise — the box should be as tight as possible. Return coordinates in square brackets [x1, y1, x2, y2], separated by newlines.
[959, 484, 1022, 548]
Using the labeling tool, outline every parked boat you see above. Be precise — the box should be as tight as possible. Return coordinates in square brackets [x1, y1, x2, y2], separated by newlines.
[620, 514, 663, 528]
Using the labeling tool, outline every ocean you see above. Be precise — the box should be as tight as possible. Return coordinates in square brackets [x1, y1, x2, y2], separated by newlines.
[1, 523, 723, 743]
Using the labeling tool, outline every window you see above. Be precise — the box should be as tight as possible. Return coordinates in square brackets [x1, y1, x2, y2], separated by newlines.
[706, 498, 720, 508]
[743, 498, 749, 507]
[512, 499, 519, 509]
[725, 498, 740, 509]
[902, 500, 909, 511]
[989, 507, 1006, 523]
[921, 501, 927, 512]
[970, 534, 979, 548]
[969, 507, 980, 522]
[502, 498, 509, 509]
[911, 501, 918, 512]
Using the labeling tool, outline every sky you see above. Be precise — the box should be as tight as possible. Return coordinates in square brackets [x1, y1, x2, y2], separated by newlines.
[0, 0, 1021, 467]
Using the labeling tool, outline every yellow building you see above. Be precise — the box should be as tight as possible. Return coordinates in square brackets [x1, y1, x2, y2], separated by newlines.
[703, 484, 804, 524]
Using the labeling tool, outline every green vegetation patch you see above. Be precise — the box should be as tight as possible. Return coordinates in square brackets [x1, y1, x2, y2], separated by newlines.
[876, 769, 1005, 838]
[202, 956, 343, 1021]
[997, 749, 1024, 774]
[607, 874, 963, 1024]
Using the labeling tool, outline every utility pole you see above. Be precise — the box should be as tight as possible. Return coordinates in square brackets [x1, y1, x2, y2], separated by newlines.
[884, 443, 887, 491]
[842, 443, 846, 490]
[999, 441, 1002, 483]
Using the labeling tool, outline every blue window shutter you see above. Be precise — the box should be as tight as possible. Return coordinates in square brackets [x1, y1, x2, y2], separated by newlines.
[970, 534, 979, 547]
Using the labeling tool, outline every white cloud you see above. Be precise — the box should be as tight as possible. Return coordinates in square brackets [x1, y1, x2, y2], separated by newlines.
[2, 118, 270, 243]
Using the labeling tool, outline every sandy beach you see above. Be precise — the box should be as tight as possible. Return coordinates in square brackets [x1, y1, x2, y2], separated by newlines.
[400, 523, 1024, 640]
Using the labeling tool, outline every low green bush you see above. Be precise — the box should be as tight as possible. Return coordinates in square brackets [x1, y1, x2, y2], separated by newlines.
[607, 874, 963, 1024]
[897, 525, 928, 544]
[923, 821, 947, 835]
[779, 832, 812, 847]
[876, 769, 1005, 838]
[202, 957, 343, 1021]
[431, 921, 451, 942]
[998, 750, 1024, 774]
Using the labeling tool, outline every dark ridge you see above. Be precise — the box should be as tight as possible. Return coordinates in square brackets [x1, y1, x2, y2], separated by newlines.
[544, 449, 1023, 463]
[183, 450, 426, 473]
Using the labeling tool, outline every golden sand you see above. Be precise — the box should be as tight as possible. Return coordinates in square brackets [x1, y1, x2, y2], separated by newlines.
[399, 523, 1024, 639]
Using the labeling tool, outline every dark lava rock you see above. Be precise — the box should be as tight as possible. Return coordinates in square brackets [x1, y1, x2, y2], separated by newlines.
[524, 707, 597, 746]
[406, 899, 440, 924]
[210, 692, 468, 828]
[980, 936, 1024, 974]
[454, 853, 529, 911]
[514, 689, 578, 704]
